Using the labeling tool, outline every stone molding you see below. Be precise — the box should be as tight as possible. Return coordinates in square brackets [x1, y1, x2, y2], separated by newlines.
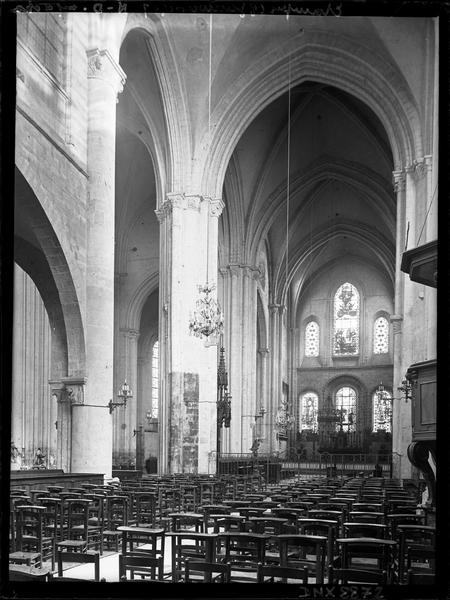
[220, 263, 261, 280]
[86, 48, 126, 96]
[120, 327, 140, 340]
[49, 380, 66, 403]
[258, 348, 270, 356]
[392, 170, 406, 194]
[269, 303, 285, 315]
[156, 193, 223, 222]
[390, 314, 403, 334]
[208, 198, 225, 218]
[406, 157, 428, 182]
[61, 377, 87, 405]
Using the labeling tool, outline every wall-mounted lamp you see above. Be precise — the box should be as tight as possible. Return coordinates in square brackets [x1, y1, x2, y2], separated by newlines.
[108, 379, 132, 414]
[397, 378, 413, 403]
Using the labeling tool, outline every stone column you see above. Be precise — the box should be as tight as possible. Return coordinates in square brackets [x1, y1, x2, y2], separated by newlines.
[61, 377, 86, 472]
[50, 381, 70, 472]
[423, 156, 437, 360]
[219, 263, 260, 454]
[113, 328, 139, 467]
[156, 194, 222, 474]
[268, 303, 284, 453]
[391, 170, 406, 480]
[257, 348, 269, 453]
[70, 49, 125, 476]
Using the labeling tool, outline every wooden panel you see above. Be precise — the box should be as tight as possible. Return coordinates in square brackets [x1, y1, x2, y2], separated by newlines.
[10, 470, 104, 493]
[419, 382, 436, 426]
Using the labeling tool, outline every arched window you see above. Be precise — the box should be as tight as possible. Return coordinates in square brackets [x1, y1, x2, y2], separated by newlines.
[373, 316, 389, 354]
[151, 341, 159, 419]
[305, 321, 319, 357]
[335, 386, 357, 432]
[372, 389, 392, 432]
[298, 392, 318, 432]
[333, 283, 359, 355]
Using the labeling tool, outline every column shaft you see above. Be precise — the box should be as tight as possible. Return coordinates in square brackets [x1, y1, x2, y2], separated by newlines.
[71, 49, 125, 476]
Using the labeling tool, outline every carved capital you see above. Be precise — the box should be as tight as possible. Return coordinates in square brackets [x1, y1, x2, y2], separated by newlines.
[87, 49, 126, 98]
[186, 195, 202, 211]
[269, 303, 285, 315]
[406, 158, 428, 182]
[65, 385, 84, 405]
[392, 170, 406, 194]
[258, 348, 270, 356]
[390, 314, 403, 335]
[49, 380, 65, 404]
[207, 197, 225, 218]
[61, 377, 87, 406]
[120, 327, 140, 341]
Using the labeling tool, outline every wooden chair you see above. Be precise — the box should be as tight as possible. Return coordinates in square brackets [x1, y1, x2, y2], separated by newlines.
[102, 495, 128, 551]
[257, 562, 309, 584]
[179, 484, 198, 512]
[57, 498, 102, 554]
[134, 492, 157, 526]
[9, 564, 53, 581]
[117, 525, 165, 558]
[9, 496, 32, 552]
[406, 569, 435, 585]
[169, 511, 204, 533]
[348, 511, 385, 524]
[276, 534, 327, 583]
[184, 558, 231, 583]
[396, 524, 435, 583]
[405, 546, 435, 582]
[218, 532, 268, 582]
[328, 564, 387, 584]
[213, 515, 246, 534]
[352, 502, 385, 514]
[168, 531, 218, 583]
[246, 516, 290, 535]
[386, 513, 426, 538]
[238, 507, 269, 520]
[335, 537, 397, 583]
[39, 497, 66, 542]
[308, 509, 345, 533]
[119, 552, 164, 581]
[10, 505, 55, 569]
[56, 549, 100, 581]
[199, 504, 229, 533]
[298, 519, 339, 576]
[343, 522, 387, 539]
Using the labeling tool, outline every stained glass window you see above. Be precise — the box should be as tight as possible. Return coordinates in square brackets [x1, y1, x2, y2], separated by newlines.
[151, 341, 159, 419]
[305, 321, 319, 357]
[373, 317, 389, 354]
[299, 392, 318, 432]
[335, 387, 356, 432]
[372, 390, 392, 432]
[333, 283, 359, 355]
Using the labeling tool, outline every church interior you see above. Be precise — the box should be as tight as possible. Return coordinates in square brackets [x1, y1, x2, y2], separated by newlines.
[6, 9, 438, 586]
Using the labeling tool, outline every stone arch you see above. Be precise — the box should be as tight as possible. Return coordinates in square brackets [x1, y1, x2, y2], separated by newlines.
[14, 167, 85, 376]
[278, 223, 394, 309]
[256, 290, 268, 351]
[248, 158, 395, 274]
[125, 272, 160, 332]
[14, 237, 68, 381]
[120, 15, 192, 196]
[199, 31, 422, 198]
[324, 374, 367, 431]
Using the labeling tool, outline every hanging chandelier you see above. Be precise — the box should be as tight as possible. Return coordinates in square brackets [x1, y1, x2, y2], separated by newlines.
[189, 283, 224, 339]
